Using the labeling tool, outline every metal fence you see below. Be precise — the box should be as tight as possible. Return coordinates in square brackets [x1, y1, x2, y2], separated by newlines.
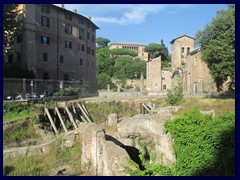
[3, 78, 96, 99]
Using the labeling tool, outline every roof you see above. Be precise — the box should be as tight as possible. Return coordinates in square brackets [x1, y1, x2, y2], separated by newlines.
[188, 48, 200, 55]
[109, 42, 146, 46]
[170, 34, 195, 44]
[51, 4, 100, 29]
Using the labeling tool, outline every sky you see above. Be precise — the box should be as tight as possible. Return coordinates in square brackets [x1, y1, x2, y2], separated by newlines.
[55, 4, 228, 53]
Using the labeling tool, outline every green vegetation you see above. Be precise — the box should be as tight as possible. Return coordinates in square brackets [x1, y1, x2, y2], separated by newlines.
[96, 37, 111, 49]
[165, 108, 235, 176]
[53, 87, 83, 97]
[125, 137, 172, 176]
[195, 5, 235, 91]
[3, 4, 22, 56]
[3, 102, 37, 122]
[4, 119, 39, 147]
[85, 101, 138, 123]
[4, 139, 83, 176]
[125, 108, 235, 176]
[165, 80, 184, 105]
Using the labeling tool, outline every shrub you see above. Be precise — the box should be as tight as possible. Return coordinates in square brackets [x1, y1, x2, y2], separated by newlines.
[53, 87, 82, 97]
[165, 80, 184, 105]
[165, 108, 235, 176]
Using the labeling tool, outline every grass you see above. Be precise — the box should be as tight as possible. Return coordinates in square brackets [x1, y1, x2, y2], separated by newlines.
[4, 138, 83, 176]
[175, 97, 235, 117]
[3, 119, 40, 147]
[3, 102, 38, 123]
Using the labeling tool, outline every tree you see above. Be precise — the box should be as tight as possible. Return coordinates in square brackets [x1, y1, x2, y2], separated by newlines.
[110, 48, 138, 58]
[195, 5, 235, 91]
[3, 4, 22, 57]
[159, 39, 170, 61]
[144, 43, 161, 60]
[96, 48, 114, 76]
[97, 73, 112, 90]
[96, 37, 111, 49]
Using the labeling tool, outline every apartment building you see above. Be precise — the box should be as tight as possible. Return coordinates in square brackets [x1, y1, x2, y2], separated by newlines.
[109, 42, 149, 61]
[6, 4, 99, 93]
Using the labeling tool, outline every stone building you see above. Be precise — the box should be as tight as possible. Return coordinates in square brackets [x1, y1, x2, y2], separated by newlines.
[170, 35, 217, 95]
[5, 4, 99, 94]
[146, 34, 217, 95]
[109, 42, 149, 61]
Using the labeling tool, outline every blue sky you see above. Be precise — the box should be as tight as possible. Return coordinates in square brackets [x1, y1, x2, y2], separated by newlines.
[55, 4, 228, 53]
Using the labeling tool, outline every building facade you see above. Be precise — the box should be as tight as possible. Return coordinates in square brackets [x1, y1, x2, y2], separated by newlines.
[146, 34, 218, 95]
[170, 35, 217, 95]
[109, 42, 149, 61]
[6, 4, 99, 94]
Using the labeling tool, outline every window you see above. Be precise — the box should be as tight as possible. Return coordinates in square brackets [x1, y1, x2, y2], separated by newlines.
[64, 74, 69, 80]
[17, 53, 21, 63]
[181, 47, 184, 54]
[87, 32, 90, 40]
[41, 16, 49, 27]
[17, 34, 22, 43]
[87, 47, 90, 54]
[8, 54, 13, 64]
[79, 18, 84, 25]
[187, 47, 190, 54]
[163, 84, 167, 90]
[41, 5, 50, 13]
[65, 13, 72, 21]
[87, 23, 90, 29]
[78, 43, 84, 51]
[65, 24, 72, 34]
[43, 53, 48, 62]
[79, 28, 84, 40]
[162, 77, 165, 80]
[80, 58, 83, 65]
[41, 36, 49, 44]
[60, 55, 64, 64]
[91, 35, 94, 42]
[91, 49, 94, 56]
[43, 73, 49, 79]
[65, 41, 72, 49]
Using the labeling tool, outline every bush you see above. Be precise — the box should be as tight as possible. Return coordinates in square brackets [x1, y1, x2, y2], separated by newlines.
[165, 81, 184, 105]
[165, 108, 235, 176]
[53, 87, 82, 97]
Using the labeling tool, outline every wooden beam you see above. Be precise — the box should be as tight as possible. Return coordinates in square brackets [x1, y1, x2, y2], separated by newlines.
[81, 103, 91, 117]
[142, 103, 151, 113]
[45, 108, 59, 135]
[55, 107, 68, 133]
[65, 106, 78, 129]
[77, 102, 93, 122]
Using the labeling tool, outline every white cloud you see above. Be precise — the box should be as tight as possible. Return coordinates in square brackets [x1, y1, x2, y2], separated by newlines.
[55, 4, 195, 25]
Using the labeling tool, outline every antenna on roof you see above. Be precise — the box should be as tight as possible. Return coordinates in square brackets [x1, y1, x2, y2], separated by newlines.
[61, 4, 65, 9]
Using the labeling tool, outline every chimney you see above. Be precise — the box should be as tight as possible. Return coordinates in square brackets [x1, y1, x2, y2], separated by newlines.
[88, 16, 91, 21]
[73, 9, 77, 13]
[61, 4, 65, 8]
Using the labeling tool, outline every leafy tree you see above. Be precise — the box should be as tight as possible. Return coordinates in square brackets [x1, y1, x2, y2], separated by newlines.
[144, 43, 161, 60]
[110, 48, 138, 58]
[195, 5, 235, 91]
[113, 57, 146, 80]
[159, 39, 170, 61]
[96, 37, 111, 49]
[97, 73, 112, 90]
[96, 48, 114, 76]
[3, 4, 22, 57]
